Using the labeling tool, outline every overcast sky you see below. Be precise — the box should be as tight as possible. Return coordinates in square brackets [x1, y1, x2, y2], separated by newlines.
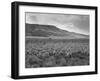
[26, 12, 89, 35]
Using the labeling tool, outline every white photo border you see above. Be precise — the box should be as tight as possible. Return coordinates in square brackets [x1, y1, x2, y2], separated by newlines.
[19, 5, 96, 76]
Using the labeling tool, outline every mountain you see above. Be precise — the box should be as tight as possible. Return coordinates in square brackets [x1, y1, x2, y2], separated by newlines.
[25, 23, 89, 39]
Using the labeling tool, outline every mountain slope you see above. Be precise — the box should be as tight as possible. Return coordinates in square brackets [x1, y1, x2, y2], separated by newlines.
[25, 23, 89, 39]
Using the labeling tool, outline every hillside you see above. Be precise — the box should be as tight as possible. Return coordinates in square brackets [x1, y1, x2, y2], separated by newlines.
[25, 23, 89, 39]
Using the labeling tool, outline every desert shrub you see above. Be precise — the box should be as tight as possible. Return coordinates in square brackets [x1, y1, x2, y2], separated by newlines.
[25, 55, 43, 68]
[42, 56, 56, 67]
[66, 52, 89, 66]
[25, 38, 89, 68]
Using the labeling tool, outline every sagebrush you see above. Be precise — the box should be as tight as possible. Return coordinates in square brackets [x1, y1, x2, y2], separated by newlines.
[25, 38, 89, 68]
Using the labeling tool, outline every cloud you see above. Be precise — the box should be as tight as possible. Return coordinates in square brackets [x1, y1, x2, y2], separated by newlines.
[26, 12, 89, 35]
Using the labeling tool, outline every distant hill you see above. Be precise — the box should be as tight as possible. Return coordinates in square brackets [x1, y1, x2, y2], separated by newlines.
[25, 23, 89, 39]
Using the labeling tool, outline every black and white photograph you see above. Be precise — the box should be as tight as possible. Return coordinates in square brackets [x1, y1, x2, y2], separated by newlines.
[25, 13, 90, 68]
[11, 1, 97, 79]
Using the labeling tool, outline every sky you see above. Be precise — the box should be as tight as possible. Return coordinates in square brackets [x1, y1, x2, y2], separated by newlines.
[26, 12, 89, 35]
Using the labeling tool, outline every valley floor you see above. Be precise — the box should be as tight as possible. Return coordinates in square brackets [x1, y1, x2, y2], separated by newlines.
[25, 37, 89, 68]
